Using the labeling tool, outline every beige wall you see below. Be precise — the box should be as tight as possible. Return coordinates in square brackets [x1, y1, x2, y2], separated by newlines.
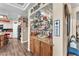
[53, 3, 64, 56]
[53, 4, 73, 56]
[71, 6, 79, 37]
[71, 7, 76, 37]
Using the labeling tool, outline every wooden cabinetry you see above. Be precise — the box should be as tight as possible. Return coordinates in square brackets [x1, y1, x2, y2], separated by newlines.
[34, 39, 41, 55]
[30, 37, 35, 54]
[30, 36, 53, 56]
[30, 36, 41, 56]
[41, 41, 52, 56]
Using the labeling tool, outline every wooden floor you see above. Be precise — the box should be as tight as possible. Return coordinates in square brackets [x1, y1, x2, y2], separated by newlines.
[0, 39, 31, 56]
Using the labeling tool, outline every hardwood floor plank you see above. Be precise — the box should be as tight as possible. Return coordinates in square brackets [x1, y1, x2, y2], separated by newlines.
[0, 39, 31, 56]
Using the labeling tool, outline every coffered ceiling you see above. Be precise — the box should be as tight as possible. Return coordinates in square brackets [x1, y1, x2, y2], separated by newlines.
[0, 3, 35, 20]
[7, 3, 30, 11]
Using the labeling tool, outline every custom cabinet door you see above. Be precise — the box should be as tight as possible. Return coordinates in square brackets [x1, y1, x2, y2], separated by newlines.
[34, 39, 41, 55]
[41, 42, 52, 56]
[30, 37, 35, 54]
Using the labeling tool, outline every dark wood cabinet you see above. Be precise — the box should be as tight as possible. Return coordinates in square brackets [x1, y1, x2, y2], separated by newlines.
[30, 36, 53, 56]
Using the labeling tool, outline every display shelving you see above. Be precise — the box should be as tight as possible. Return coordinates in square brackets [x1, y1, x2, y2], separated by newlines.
[28, 3, 53, 56]
[30, 3, 53, 38]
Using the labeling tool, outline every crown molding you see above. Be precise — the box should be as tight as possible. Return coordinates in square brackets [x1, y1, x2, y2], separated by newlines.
[6, 3, 30, 11]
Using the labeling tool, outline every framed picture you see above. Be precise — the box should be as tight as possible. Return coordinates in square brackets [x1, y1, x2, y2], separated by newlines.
[54, 20, 60, 36]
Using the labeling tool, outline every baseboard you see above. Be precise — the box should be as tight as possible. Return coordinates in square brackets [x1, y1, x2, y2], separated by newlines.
[10, 37, 18, 39]
[21, 41, 28, 43]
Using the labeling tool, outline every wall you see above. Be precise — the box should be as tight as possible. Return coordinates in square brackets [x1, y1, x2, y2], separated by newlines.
[0, 21, 13, 37]
[71, 7, 77, 37]
[0, 21, 12, 29]
[23, 27, 28, 42]
[73, 7, 79, 42]
[21, 22, 28, 43]
[53, 3, 72, 56]
[53, 3, 64, 56]
[13, 20, 18, 38]
[70, 6, 79, 37]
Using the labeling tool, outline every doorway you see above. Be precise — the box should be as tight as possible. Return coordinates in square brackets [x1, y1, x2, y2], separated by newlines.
[76, 12, 79, 49]
[63, 4, 71, 55]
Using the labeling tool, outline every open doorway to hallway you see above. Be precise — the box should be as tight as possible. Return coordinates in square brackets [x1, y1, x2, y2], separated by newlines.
[0, 3, 29, 56]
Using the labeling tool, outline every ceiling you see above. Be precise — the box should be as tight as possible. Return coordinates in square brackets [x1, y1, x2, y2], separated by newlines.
[0, 3, 79, 20]
[0, 3, 35, 20]
[71, 3, 79, 8]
